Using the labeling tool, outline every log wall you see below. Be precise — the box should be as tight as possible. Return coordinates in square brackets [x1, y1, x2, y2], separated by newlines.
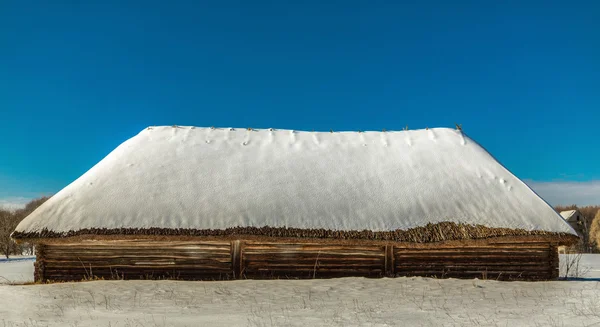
[242, 242, 386, 278]
[393, 241, 557, 280]
[40, 240, 232, 281]
[34, 239, 560, 282]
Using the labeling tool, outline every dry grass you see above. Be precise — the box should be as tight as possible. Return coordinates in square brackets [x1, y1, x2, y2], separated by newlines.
[590, 210, 600, 251]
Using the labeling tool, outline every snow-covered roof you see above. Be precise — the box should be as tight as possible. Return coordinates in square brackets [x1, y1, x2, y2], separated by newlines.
[560, 210, 578, 220]
[559, 210, 584, 223]
[14, 126, 576, 239]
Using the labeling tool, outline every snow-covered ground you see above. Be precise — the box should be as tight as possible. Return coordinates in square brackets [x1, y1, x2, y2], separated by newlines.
[1, 255, 599, 326]
[576, 254, 600, 278]
[0, 256, 35, 285]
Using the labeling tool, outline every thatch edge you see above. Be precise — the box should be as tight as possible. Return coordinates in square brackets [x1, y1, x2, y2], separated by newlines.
[12, 222, 579, 245]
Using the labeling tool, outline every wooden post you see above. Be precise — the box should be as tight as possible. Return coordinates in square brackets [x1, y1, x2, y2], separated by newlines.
[34, 243, 46, 283]
[231, 240, 243, 279]
[384, 245, 395, 277]
[549, 243, 559, 280]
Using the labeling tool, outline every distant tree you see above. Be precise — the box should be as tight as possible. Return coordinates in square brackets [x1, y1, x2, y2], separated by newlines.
[17, 197, 50, 218]
[0, 196, 50, 258]
[0, 208, 20, 259]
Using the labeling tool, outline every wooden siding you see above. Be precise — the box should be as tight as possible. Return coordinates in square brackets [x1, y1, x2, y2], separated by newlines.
[34, 239, 560, 282]
[242, 242, 386, 278]
[40, 240, 232, 281]
[393, 242, 557, 280]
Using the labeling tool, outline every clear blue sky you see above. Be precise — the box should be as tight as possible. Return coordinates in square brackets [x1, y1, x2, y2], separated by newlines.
[1, 1, 599, 205]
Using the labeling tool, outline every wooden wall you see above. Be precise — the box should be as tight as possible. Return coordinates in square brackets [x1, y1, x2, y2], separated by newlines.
[34, 239, 559, 282]
[242, 242, 386, 278]
[394, 241, 559, 280]
[37, 241, 232, 281]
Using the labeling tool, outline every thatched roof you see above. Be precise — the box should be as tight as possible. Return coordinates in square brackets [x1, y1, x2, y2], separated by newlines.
[13, 126, 576, 242]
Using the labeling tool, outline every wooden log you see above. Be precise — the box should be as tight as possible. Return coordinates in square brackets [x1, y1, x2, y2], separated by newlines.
[65, 251, 230, 256]
[549, 243, 559, 279]
[44, 264, 231, 272]
[44, 258, 232, 265]
[396, 263, 547, 268]
[47, 246, 231, 251]
[395, 266, 551, 272]
[34, 244, 46, 283]
[403, 255, 546, 259]
[384, 245, 394, 276]
[394, 247, 549, 255]
[247, 258, 379, 265]
[395, 244, 551, 249]
[395, 257, 550, 262]
[243, 255, 384, 262]
[244, 263, 385, 269]
[231, 240, 243, 279]
[244, 247, 385, 253]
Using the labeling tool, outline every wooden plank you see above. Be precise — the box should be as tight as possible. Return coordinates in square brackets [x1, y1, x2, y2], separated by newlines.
[46, 246, 231, 251]
[244, 261, 384, 268]
[44, 256, 231, 263]
[394, 247, 549, 255]
[46, 244, 232, 249]
[34, 244, 46, 283]
[243, 254, 384, 261]
[41, 267, 233, 274]
[244, 245, 385, 252]
[231, 240, 242, 279]
[49, 240, 230, 246]
[244, 255, 383, 262]
[394, 254, 550, 260]
[549, 243, 559, 279]
[394, 260, 549, 267]
[395, 261, 547, 267]
[64, 251, 230, 256]
[394, 244, 551, 249]
[244, 263, 385, 269]
[384, 245, 394, 276]
[395, 266, 551, 272]
[43, 264, 229, 269]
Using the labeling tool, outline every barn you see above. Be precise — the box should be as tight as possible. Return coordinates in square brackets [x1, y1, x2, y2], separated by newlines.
[559, 209, 588, 253]
[560, 210, 587, 236]
[12, 126, 577, 282]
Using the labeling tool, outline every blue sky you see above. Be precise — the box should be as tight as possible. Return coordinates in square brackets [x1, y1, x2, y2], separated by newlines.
[1, 1, 599, 207]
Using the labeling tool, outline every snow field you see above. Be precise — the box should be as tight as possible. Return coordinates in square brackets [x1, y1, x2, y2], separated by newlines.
[1, 277, 600, 327]
[0, 256, 35, 285]
[0, 255, 599, 326]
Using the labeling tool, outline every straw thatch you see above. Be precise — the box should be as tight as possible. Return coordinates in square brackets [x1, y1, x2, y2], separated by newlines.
[12, 222, 578, 245]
